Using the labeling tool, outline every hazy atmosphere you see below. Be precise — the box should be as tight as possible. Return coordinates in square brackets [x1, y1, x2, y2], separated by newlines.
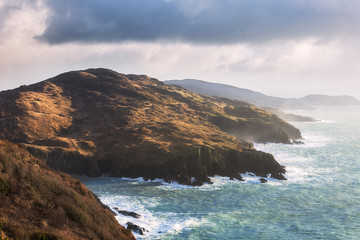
[1, 1, 360, 240]
[1, 0, 360, 98]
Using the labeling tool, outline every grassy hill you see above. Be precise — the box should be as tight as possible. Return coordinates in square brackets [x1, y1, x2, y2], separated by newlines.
[0, 69, 301, 185]
[0, 140, 134, 240]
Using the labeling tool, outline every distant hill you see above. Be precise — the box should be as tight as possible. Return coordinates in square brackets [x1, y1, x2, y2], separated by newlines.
[298, 94, 360, 106]
[165, 79, 360, 109]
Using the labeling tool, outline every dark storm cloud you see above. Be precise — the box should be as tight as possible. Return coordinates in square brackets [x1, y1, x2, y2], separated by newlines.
[37, 0, 360, 44]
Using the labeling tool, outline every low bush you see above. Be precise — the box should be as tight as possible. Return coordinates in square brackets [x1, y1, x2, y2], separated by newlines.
[0, 178, 9, 195]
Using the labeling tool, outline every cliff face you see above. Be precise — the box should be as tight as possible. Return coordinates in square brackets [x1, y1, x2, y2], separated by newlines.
[0, 68, 298, 184]
[0, 140, 135, 240]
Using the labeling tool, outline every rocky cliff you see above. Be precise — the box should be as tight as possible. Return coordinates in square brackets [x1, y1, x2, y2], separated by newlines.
[0, 68, 301, 185]
[0, 140, 135, 240]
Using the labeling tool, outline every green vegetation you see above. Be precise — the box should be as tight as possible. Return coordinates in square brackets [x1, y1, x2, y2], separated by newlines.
[0, 178, 9, 195]
[30, 233, 57, 240]
[0, 222, 8, 240]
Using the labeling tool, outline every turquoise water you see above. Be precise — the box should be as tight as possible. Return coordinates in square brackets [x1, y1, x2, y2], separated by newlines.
[80, 107, 360, 239]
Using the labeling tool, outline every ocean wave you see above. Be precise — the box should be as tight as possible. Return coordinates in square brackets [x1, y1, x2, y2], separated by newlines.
[99, 192, 211, 239]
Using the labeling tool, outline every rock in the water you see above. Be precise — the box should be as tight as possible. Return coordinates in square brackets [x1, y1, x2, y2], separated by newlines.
[126, 222, 149, 235]
[114, 208, 141, 219]
[229, 173, 244, 181]
[271, 173, 287, 180]
[292, 140, 305, 145]
[260, 178, 267, 183]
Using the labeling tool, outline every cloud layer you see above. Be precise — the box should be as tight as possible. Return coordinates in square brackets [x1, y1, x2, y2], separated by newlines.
[1, 0, 360, 99]
[38, 0, 360, 44]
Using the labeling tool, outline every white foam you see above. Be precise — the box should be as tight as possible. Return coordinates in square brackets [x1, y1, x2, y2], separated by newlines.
[158, 181, 194, 190]
[115, 177, 164, 183]
[300, 132, 332, 148]
[165, 217, 209, 236]
[98, 192, 212, 239]
[100, 195, 164, 239]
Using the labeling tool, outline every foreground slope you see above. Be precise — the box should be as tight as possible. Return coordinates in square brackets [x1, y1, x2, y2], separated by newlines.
[0, 69, 299, 184]
[0, 140, 135, 240]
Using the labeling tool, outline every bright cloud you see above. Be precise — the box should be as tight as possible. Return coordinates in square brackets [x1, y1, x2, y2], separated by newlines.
[0, 0, 359, 98]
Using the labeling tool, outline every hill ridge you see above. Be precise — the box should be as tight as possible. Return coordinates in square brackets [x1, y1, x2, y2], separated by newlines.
[165, 79, 360, 109]
[0, 68, 301, 185]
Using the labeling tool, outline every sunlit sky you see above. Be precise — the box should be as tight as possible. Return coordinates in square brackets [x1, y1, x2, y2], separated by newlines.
[1, 0, 360, 98]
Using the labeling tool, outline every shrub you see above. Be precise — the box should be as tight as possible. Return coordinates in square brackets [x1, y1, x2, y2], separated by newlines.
[0, 178, 9, 195]
[30, 233, 58, 240]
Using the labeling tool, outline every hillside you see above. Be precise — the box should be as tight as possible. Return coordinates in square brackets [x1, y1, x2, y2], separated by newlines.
[165, 79, 360, 109]
[0, 140, 134, 240]
[164, 79, 310, 109]
[0, 68, 301, 185]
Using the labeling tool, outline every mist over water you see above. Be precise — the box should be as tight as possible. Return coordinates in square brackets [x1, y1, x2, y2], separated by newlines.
[80, 107, 360, 239]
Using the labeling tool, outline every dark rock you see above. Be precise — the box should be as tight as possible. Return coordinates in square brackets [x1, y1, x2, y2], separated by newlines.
[229, 173, 244, 181]
[259, 178, 267, 183]
[271, 173, 287, 180]
[126, 222, 149, 235]
[192, 174, 213, 186]
[292, 140, 304, 145]
[114, 208, 141, 219]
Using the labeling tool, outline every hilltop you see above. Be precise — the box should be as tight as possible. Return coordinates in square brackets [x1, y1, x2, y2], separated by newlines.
[0, 69, 301, 185]
[0, 140, 134, 240]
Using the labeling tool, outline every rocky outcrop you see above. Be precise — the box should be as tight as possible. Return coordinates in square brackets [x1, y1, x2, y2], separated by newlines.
[126, 222, 149, 235]
[263, 107, 318, 122]
[114, 208, 141, 219]
[0, 68, 296, 184]
[206, 98, 302, 143]
[0, 140, 134, 240]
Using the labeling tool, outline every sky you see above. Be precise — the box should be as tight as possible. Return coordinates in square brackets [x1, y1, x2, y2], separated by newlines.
[0, 0, 360, 98]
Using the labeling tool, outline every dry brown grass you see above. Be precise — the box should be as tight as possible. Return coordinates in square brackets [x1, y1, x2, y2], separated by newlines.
[0, 140, 134, 240]
[0, 68, 293, 181]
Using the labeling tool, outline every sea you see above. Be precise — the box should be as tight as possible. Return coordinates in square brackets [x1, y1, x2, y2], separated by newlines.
[79, 106, 360, 240]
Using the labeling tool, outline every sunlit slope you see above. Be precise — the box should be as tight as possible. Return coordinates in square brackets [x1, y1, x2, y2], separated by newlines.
[0, 69, 299, 184]
[0, 140, 135, 240]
